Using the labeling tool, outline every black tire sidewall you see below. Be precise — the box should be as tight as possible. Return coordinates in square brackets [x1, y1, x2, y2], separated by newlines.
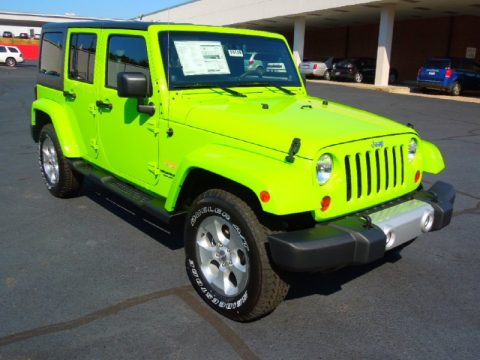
[185, 194, 263, 319]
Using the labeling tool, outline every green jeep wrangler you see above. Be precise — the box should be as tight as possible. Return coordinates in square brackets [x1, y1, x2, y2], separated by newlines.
[31, 21, 455, 321]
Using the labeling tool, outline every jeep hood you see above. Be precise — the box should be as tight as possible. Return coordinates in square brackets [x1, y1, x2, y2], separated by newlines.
[175, 94, 415, 160]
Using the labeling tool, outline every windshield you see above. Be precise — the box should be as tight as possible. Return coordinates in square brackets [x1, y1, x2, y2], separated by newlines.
[424, 59, 451, 69]
[159, 31, 302, 90]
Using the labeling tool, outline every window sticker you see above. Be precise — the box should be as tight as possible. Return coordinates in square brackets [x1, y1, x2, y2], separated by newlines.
[228, 49, 243, 57]
[174, 41, 230, 76]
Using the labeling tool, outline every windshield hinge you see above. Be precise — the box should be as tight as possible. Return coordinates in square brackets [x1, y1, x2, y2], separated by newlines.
[148, 162, 160, 176]
[147, 121, 160, 135]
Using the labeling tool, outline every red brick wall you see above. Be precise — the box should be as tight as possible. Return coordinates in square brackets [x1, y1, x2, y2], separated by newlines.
[279, 15, 480, 82]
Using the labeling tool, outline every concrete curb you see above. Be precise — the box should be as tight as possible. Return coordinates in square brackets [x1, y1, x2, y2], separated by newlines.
[307, 79, 480, 104]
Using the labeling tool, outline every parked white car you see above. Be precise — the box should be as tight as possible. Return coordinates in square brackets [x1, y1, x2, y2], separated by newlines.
[0, 45, 24, 67]
[300, 57, 342, 80]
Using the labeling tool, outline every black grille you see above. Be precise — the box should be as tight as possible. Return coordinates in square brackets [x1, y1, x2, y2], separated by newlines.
[345, 146, 405, 201]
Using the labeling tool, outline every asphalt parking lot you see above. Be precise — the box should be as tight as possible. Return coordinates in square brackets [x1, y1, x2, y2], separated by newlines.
[0, 63, 479, 360]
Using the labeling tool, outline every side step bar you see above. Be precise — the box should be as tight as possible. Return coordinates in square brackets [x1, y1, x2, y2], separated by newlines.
[69, 159, 185, 224]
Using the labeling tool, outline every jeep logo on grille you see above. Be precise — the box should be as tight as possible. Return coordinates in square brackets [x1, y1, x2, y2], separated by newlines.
[372, 141, 384, 148]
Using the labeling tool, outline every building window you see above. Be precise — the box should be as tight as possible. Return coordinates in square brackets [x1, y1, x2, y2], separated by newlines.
[40, 32, 64, 77]
[69, 33, 97, 83]
[106, 35, 150, 89]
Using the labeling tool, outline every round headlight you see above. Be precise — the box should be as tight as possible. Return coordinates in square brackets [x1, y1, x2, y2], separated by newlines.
[317, 154, 333, 185]
[408, 138, 417, 162]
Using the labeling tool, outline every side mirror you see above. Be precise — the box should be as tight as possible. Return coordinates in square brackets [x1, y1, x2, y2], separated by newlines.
[117, 72, 155, 116]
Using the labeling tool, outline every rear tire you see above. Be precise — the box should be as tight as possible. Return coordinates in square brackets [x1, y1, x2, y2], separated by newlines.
[324, 70, 331, 81]
[450, 81, 461, 96]
[185, 189, 289, 322]
[39, 124, 83, 198]
[255, 66, 265, 77]
[5, 57, 16, 67]
[388, 72, 397, 84]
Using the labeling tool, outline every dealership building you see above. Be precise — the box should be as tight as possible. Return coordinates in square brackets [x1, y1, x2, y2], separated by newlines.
[141, 0, 480, 85]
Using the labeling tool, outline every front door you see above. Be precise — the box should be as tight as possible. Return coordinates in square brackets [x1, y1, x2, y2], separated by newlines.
[63, 30, 99, 161]
[96, 31, 159, 187]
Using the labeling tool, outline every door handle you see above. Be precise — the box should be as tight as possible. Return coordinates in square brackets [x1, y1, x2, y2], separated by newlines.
[63, 90, 76, 100]
[96, 100, 113, 110]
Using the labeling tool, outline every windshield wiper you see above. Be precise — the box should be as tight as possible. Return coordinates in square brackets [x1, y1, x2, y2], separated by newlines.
[240, 82, 296, 95]
[220, 87, 247, 98]
[172, 83, 246, 97]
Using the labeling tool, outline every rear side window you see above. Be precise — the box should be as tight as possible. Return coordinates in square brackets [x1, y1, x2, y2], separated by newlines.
[424, 59, 450, 69]
[69, 33, 97, 83]
[40, 32, 65, 76]
[106, 35, 150, 89]
[7, 47, 19, 53]
[0, 46, 6, 53]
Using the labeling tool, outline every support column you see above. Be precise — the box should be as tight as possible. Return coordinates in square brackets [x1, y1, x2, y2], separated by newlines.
[293, 17, 306, 66]
[374, 4, 395, 86]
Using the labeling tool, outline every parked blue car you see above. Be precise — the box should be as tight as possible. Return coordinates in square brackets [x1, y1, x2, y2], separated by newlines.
[417, 57, 480, 96]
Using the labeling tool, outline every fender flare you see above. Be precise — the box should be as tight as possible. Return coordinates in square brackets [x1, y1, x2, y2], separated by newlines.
[32, 98, 82, 158]
[165, 144, 318, 215]
[420, 140, 445, 174]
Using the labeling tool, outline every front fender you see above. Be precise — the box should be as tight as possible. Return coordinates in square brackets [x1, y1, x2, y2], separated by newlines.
[165, 144, 319, 215]
[420, 140, 445, 174]
[32, 98, 81, 158]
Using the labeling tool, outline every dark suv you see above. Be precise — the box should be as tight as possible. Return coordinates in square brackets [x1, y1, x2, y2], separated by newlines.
[417, 58, 480, 96]
[332, 57, 398, 84]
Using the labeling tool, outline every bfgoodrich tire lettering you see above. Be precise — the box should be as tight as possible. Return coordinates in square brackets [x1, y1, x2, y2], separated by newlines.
[39, 124, 83, 198]
[185, 189, 289, 322]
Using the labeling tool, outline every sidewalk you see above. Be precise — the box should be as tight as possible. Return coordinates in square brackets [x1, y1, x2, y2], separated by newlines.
[307, 79, 480, 104]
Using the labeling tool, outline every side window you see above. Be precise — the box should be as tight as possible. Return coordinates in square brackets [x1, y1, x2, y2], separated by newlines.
[451, 59, 462, 69]
[7, 47, 19, 53]
[69, 33, 97, 83]
[0, 46, 6, 53]
[461, 61, 474, 71]
[106, 35, 150, 89]
[40, 32, 64, 76]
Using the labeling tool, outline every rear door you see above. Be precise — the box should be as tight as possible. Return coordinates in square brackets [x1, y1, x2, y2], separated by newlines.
[63, 30, 99, 161]
[459, 60, 478, 90]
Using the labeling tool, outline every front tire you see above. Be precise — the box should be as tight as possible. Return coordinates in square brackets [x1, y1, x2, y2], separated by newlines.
[39, 124, 83, 198]
[323, 70, 331, 81]
[5, 57, 16, 67]
[185, 189, 289, 322]
[354, 72, 363, 83]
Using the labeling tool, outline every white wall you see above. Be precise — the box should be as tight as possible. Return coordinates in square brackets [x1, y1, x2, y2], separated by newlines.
[142, 0, 378, 25]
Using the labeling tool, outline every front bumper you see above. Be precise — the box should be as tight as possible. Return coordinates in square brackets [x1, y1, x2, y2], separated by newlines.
[268, 181, 455, 272]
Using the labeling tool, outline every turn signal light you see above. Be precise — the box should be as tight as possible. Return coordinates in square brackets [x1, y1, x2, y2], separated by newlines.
[321, 196, 331, 212]
[415, 171, 421, 183]
[260, 191, 270, 203]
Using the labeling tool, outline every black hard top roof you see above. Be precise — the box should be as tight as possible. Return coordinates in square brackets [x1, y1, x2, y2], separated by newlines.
[42, 21, 177, 31]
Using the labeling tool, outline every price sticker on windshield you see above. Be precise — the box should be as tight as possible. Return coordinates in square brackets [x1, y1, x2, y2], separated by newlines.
[228, 49, 243, 57]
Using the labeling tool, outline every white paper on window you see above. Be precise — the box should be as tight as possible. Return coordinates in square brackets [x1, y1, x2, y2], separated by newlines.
[174, 41, 231, 76]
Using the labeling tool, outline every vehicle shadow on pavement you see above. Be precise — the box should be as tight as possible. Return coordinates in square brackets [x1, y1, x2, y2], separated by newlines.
[285, 251, 402, 300]
[81, 179, 184, 250]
